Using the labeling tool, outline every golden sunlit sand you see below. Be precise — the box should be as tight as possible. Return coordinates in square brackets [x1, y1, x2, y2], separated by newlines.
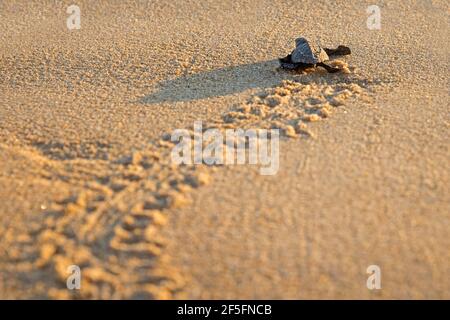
[0, 0, 448, 299]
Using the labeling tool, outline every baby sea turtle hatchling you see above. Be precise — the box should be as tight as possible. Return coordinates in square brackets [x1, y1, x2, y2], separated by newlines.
[279, 37, 351, 73]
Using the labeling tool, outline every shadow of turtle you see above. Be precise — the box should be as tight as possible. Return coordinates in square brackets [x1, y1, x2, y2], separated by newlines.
[139, 59, 371, 104]
[140, 59, 287, 104]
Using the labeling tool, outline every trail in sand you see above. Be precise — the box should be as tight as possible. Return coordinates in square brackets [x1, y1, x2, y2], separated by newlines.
[0, 0, 448, 298]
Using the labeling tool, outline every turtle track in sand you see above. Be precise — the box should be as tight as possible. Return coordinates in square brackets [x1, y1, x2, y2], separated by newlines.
[1, 143, 210, 299]
[2, 62, 371, 299]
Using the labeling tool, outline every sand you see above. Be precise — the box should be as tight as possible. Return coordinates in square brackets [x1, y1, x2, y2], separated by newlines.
[0, 0, 449, 299]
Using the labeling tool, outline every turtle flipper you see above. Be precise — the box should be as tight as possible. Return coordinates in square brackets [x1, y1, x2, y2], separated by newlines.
[317, 62, 340, 73]
[279, 55, 312, 71]
[278, 54, 298, 69]
[324, 45, 351, 57]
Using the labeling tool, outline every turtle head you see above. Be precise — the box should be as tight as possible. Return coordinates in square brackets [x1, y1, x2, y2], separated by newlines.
[295, 37, 308, 46]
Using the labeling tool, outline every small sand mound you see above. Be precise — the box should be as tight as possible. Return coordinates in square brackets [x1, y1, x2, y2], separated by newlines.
[329, 59, 352, 74]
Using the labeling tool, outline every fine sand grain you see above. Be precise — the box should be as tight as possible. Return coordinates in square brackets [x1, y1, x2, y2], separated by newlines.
[0, 0, 449, 299]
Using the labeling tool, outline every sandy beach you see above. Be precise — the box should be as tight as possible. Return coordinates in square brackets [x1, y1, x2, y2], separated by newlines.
[0, 0, 449, 299]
